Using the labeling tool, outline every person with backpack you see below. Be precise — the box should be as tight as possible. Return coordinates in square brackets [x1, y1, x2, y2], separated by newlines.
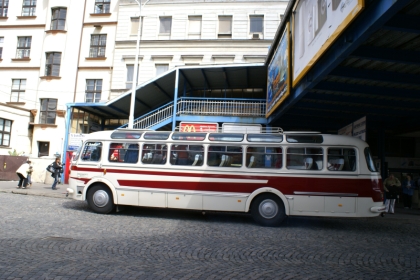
[383, 173, 401, 215]
[49, 157, 63, 190]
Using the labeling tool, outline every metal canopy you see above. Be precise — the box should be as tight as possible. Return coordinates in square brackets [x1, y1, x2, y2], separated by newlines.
[267, 0, 420, 136]
[70, 64, 267, 120]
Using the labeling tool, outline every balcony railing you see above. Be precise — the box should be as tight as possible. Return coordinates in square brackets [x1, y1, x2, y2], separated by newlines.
[124, 98, 266, 129]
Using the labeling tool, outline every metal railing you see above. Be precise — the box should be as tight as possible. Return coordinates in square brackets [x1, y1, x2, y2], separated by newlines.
[123, 98, 266, 129]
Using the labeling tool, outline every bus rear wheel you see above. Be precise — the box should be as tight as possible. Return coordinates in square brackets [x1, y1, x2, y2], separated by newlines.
[87, 184, 115, 214]
[251, 194, 285, 227]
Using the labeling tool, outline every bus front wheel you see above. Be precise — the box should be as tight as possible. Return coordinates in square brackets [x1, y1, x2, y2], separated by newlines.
[251, 194, 286, 227]
[87, 184, 115, 214]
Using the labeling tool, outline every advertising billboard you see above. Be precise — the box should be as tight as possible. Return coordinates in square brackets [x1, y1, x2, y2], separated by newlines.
[292, 0, 364, 87]
[266, 22, 291, 118]
[179, 122, 218, 132]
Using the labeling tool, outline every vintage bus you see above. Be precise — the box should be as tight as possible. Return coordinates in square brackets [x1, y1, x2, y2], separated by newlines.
[67, 128, 385, 226]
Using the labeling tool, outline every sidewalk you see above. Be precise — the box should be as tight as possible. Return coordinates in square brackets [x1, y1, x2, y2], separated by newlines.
[0, 180, 68, 199]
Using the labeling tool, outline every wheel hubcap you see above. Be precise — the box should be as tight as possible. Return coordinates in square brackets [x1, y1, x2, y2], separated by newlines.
[259, 199, 278, 219]
[93, 190, 109, 208]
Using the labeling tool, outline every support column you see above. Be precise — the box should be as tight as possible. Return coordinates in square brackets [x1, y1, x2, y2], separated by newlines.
[172, 68, 179, 131]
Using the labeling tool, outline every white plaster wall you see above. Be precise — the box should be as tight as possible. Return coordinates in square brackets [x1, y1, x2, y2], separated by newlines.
[0, 104, 32, 155]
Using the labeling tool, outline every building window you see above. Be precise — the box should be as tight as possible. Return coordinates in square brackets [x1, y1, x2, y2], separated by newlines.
[0, 0, 8, 17]
[188, 16, 202, 39]
[0, 118, 11, 147]
[51, 7, 67, 30]
[218, 16, 232, 39]
[156, 64, 168, 76]
[45, 52, 61, 76]
[89, 34, 106, 57]
[85, 79, 102, 103]
[0, 37, 3, 59]
[40, 98, 57, 124]
[11, 79, 26, 102]
[94, 0, 110, 14]
[250, 15, 263, 33]
[22, 0, 36, 16]
[159, 17, 172, 34]
[126, 64, 139, 89]
[16, 37, 31, 58]
[130, 17, 143, 36]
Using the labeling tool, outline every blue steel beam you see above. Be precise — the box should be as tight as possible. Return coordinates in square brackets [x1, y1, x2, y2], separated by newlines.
[135, 96, 152, 109]
[330, 66, 420, 86]
[306, 92, 420, 110]
[314, 81, 420, 99]
[179, 70, 193, 90]
[201, 69, 211, 89]
[268, 0, 412, 123]
[294, 100, 417, 117]
[153, 82, 172, 99]
[349, 45, 420, 66]
[382, 14, 420, 34]
[108, 104, 129, 116]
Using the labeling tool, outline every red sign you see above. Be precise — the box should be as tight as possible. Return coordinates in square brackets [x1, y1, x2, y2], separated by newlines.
[180, 122, 218, 132]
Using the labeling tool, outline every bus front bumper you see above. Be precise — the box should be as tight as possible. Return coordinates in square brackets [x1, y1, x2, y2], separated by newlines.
[370, 205, 386, 213]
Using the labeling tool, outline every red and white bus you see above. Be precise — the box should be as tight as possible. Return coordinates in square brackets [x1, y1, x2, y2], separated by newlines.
[67, 128, 385, 226]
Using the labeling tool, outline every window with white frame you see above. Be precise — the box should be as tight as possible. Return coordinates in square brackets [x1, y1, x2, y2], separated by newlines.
[22, 0, 36, 16]
[94, 0, 110, 14]
[155, 64, 169, 76]
[16, 37, 31, 58]
[188, 16, 202, 38]
[39, 98, 57, 124]
[0, 118, 12, 147]
[250, 15, 263, 33]
[45, 52, 61, 76]
[89, 34, 106, 57]
[126, 64, 139, 89]
[0, 37, 3, 59]
[0, 0, 8, 17]
[85, 79, 102, 103]
[159, 17, 172, 34]
[130, 17, 143, 36]
[51, 7, 66, 30]
[11, 79, 26, 102]
[218, 16, 232, 38]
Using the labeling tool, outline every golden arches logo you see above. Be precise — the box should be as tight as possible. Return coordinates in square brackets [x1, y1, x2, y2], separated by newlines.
[182, 125, 196, 132]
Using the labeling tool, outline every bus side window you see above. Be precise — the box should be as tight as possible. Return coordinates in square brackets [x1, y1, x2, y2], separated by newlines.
[171, 145, 203, 166]
[81, 142, 102, 162]
[124, 144, 139, 163]
[328, 148, 356, 171]
[109, 143, 124, 162]
[208, 146, 242, 167]
[287, 147, 322, 170]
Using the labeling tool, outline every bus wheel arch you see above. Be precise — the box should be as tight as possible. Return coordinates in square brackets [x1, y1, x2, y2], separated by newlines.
[250, 192, 286, 227]
[245, 187, 289, 215]
[86, 183, 116, 214]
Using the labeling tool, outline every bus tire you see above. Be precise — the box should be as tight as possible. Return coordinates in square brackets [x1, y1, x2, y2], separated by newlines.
[251, 193, 285, 227]
[87, 184, 115, 214]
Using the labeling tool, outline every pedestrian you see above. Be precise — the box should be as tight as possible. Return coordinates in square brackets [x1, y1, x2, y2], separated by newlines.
[16, 160, 30, 189]
[26, 160, 33, 188]
[50, 157, 63, 190]
[383, 173, 401, 216]
[402, 175, 415, 209]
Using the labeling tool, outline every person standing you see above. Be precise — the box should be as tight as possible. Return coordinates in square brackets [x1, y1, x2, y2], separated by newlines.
[26, 161, 33, 188]
[51, 157, 63, 190]
[402, 175, 415, 209]
[16, 160, 30, 189]
[383, 173, 401, 215]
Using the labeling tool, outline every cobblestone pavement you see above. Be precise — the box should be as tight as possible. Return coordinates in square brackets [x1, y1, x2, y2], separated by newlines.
[0, 193, 419, 280]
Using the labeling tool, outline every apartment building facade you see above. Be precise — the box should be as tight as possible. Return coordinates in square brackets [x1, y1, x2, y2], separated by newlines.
[0, 0, 287, 158]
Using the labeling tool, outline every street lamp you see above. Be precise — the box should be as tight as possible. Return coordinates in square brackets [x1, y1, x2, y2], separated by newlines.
[128, 0, 151, 129]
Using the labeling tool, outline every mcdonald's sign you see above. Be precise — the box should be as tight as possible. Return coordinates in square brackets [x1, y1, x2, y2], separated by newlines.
[180, 122, 218, 133]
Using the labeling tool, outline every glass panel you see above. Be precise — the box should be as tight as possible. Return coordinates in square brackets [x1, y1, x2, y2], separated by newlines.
[130, 17, 139, 34]
[286, 135, 323, 143]
[81, 142, 102, 162]
[110, 131, 143, 139]
[247, 146, 282, 169]
[0, 119, 3, 130]
[3, 133, 9, 146]
[4, 120, 11, 132]
[208, 133, 244, 142]
[250, 16, 263, 33]
[365, 147, 376, 172]
[159, 17, 172, 33]
[143, 132, 171, 140]
[247, 134, 283, 142]
[172, 133, 206, 141]
[218, 16, 232, 33]
[188, 16, 201, 33]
